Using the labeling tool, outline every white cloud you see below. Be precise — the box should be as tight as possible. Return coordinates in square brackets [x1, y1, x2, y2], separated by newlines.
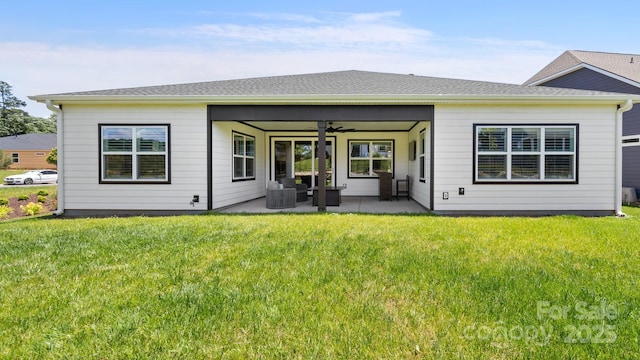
[247, 12, 322, 23]
[1, 12, 561, 118]
[348, 11, 403, 22]
[466, 37, 556, 49]
[189, 23, 431, 48]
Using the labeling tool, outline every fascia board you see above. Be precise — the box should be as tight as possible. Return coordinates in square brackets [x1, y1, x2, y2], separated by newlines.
[29, 93, 640, 106]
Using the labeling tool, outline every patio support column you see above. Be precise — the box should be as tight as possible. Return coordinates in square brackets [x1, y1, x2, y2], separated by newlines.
[317, 120, 326, 211]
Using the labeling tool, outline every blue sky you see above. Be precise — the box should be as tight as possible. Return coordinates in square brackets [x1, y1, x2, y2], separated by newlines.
[2, 0, 639, 117]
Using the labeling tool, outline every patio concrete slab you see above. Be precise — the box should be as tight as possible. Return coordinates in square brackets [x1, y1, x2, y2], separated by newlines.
[217, 196, 429, 214]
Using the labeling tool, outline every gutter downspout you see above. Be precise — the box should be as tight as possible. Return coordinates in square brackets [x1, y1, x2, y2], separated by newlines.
[46, 100, 64, 216]
[615, 99, 633, 217]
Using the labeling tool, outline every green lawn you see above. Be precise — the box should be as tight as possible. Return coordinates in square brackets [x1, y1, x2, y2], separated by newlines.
[1, 210, 640, 358]
[0, 169, 23, 181]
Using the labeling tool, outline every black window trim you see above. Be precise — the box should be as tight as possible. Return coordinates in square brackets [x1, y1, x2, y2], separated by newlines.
[98, 123, 171, 185]
[347, 139, 396, 179]
[419, 128, 426, 183]
[472, 123, 579, 185]
[232, 130, 256, 182]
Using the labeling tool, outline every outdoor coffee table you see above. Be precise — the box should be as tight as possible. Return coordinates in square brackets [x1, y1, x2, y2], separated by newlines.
[312, 186, 346, 206]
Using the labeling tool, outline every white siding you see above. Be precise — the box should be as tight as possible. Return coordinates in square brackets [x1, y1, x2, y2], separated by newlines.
[62, 104, 209, 211]
[433, 104, 616, 213]
[211, 122, 266, 209]
[408, 122, 431, 209]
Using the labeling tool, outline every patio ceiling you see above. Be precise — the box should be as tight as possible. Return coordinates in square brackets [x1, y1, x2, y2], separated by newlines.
[210, 105, 433, 133]
[240, 120, 420, 132]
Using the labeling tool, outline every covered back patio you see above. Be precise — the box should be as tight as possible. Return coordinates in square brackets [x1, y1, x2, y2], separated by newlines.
[218, 196, 429, 214]
[209, 104, 434, 212]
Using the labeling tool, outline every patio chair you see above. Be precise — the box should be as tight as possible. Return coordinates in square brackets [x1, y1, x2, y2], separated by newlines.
[396, 175, 410, 201]
[279, 177, 308, 202]
[266, 181, 296, 209]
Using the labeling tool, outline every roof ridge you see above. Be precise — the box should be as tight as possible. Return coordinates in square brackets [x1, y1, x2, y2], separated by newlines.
[571, 49, 640, 57]
[566, 50, 584, 63]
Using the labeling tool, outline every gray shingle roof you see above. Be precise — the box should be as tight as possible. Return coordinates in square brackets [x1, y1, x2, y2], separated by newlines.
[0, 134, 57, 151]
[524, 50, 640, 86]
[33, 70, 630, 98]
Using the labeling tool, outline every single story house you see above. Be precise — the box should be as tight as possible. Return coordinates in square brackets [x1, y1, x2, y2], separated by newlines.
[0, 133, 57, 169]
[524, 50, 640, 197]
[29, 70, 640, 216]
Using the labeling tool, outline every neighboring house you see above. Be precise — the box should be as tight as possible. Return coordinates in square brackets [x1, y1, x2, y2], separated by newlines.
[29, 70, 640, 216]
[524, 50, 640, 196]
[0, 133, 57, 169]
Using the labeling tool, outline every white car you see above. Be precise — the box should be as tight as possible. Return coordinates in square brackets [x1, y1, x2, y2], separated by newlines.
[4, 170, 58, 185]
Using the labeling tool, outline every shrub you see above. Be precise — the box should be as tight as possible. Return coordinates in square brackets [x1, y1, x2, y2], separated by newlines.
[0, 150, 12, 170]
[18, 195, 29, 201]
[21, 202, 44, 216]
[37, 190, 49, 196]
[46, 147, 57, 166]
[0, 198, 8, 206]
[0, 206, 12, 219]
[37, 195, 47, 203]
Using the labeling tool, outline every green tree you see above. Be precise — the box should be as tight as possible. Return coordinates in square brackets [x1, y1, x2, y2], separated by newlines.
[46, 147, 57, 166]
[0, 81, 26, 116]
[0, 150, 11, 169]
[0, 81, 56, 137]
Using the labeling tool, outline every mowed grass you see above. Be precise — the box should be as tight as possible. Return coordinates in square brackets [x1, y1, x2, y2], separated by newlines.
[0, 169, 24, 180]
[2, 210, 640, 358]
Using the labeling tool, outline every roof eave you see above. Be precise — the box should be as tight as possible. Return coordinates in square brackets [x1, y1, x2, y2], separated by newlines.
[30, 94, 640, 106]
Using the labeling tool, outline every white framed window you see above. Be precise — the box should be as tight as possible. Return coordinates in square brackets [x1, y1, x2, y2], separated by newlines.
[474, 125, 577, 183]
[419, 130, 426, 181]
[348, 140, 394, 177]
[233, 132, 255, 181]
[11, 153, 19, 163]
[99, 124, 170, 183]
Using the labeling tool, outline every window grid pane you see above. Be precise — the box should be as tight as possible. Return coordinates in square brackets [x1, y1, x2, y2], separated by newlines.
[350, 142, 369, 158]
[137, 155, 166, 179]
[350, 159, 370, 176]
[246, 139, 255, 157]
[137, 128, 166, 152]
[104, 154, 133, 179]
[477, 128, 506, 152]
[103, 128, 133, 152]
[545, 155, 573, 179]
[373, 159, 392, 173]
[545, 128, 574, 152]
[511, 128, 540, 152]
[477, 155, 507, 179]
[234, 135, 245, 156]
[511, 155, 540, 179]
[245, 158, 255, 177]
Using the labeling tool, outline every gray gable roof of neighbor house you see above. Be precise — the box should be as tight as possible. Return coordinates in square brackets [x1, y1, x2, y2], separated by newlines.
[0, 134, 57, 151]
[524, 50, 640, 86]
[30, 70, 634, 100]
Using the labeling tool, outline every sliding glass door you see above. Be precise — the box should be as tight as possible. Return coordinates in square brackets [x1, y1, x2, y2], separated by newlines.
[272, 137, 334, 189]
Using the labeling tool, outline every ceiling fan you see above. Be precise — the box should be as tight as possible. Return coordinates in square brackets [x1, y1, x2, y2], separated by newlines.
[325, 122, 356, 133]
